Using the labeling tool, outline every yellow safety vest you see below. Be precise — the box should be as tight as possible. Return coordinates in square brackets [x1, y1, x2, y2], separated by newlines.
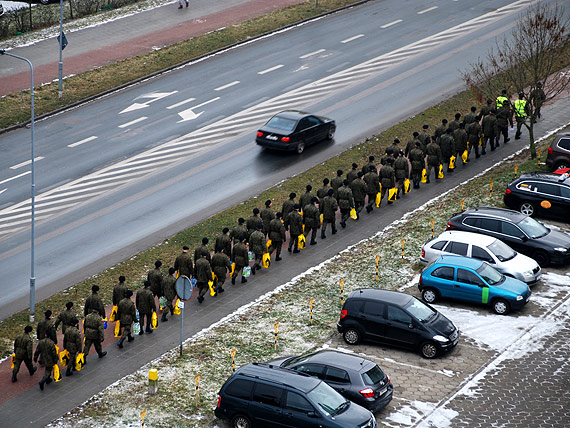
[496, 96, 508, 108]
[514, 99, 527, 117]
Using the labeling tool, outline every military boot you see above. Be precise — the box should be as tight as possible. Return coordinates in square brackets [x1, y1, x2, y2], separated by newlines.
[241, 277, 247, 284]
[66, 365, 73, 376]
[98, 351, 107, 358]
[11, 371, 17, 382]
[161, 313, 168, 322]
[117, 338, 125, 348]
[127, 334, 135, 342]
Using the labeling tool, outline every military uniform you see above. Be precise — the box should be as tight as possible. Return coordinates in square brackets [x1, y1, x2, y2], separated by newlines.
[193, 245, 211, 264]
[481, 112, 498, 152]
[331, 175, 344, 200]
[496, 103, 512, 145]
[63, 326, 81, 376]
[418, 130, 430, 154]
[425, 141, 442, 182]
[117, 296, 137, 345]
[281, 198, 296, 228]
[337, 185, 354, 227]
[346, 168, 358, 183]
[299, 191, 313, 212]
[249, 229, 266, 270]
[174, 251, 193, 278]
[361, 161, 375, 175]
[268, 218, 286, 260]
[439, 133, 455, 171]
[286, 210, 303, 252]
[260, 207, 275, 237]
[379, 164, 395, 203]
[54, 308, 76, 335]
[112, 281, 128, 307]
[230, 223, 248, 244]
[530, 85, 545, 119]
[37, 317, 57, 345]
[34, 337, 57, 389]
[349, 177, 367, 213]
[147, 266, 163, 298]
[211, 252, 231, 291]
[405, 137, 420, 157]
[83, 311, 106, 359]
[316, 185, 329, 208]
[448, 119, 460, 132]
[408, 147, 425, 188]
[195, 257, 213, 301]
[466, 120, 482, 158]
[12, 331, 36, 381]
[246, 214, 263, 240]
[84, 292, 106, 319]
[363, 169, 380, 211]
[231, 241, 249, 284]
[434, 124, 446, 141]
[136, 286, 156, 333]
[394, 155, 409, 196]
[453, 127, 469, 162]
[161, 273, 177, 318]
[320, 195, 338, 238]
[302, 203, 320, 245]
[463, 110, 477, 125]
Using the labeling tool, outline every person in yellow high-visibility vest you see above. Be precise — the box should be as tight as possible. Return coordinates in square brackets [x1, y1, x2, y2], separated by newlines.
[514, 92, 528, 140]
[496, 89, 509, 109]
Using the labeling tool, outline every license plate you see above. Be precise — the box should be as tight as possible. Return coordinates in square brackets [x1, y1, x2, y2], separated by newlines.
[377, 387, 387, 396]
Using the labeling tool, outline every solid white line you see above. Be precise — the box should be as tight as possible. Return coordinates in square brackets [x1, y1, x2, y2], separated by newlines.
[341, 34, 364, 43]
[192, 97, 220, 109]
[68, 136, 98, 148]
[299, 49, 326, 59]
[418, 6, 438, 14]
[381, 19, 403, 28]
[10, 157, 44, 170]
[167, 98, 196, 109]
[214, 81, 240, 91]
[0, 171, 31, 185]
[258, 64, 284, 75]
[118, 117, 148, 128]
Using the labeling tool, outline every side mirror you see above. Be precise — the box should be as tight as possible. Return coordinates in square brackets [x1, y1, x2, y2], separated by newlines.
[307, 411, 319, 418]
[520, 235, 528, 242]
[408, 323, 414, 329]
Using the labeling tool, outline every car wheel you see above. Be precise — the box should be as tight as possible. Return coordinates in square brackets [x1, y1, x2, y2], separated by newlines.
[519, 202, 535, 216]
[343, 327, 361, 345]
[492, 298, 510, 315]
[533, 250, 549, 267]
[296, 142, 305, 154]
[231, 414, 252, 428]
[421, 288, 438, 304]
[554, 161, 569, 170]
[419, 341, 438, 359]
[327, 128, 335, 140]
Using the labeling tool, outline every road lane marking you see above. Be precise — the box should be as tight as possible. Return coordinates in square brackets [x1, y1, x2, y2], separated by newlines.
[167, 97, 196, 109]
[381, 19, 403, 28]
[68, 136, 98, 148]
[299, 49, 326, 59]
[341, 34, 364, 43]
[258, 64, 284, 75]
[0, 189, 6, 196]
[193, 97, 221, 109]
[0, 171, 31, 185]
[120, 91, 178, 113]
[118, 117, 148, 128]
[418, 6, 438, 14]
[214, 81, 240, 91]
[10, 157, 44, 170]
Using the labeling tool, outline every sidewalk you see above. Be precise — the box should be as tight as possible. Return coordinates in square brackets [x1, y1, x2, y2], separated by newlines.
[0, 0, 305, 95]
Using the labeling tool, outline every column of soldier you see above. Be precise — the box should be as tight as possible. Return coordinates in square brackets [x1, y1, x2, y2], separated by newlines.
[11, 95, 521, 391]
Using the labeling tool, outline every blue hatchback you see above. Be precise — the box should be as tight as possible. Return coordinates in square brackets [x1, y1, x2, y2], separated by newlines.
[419, 255, 531, 315]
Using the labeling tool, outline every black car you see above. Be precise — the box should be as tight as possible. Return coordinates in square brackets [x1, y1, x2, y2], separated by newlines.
[337, 289, 459, 359]
[504, 172, 570, 221]
[255, 110, 335, 154]
[270, 350, 393, 413]
[546, 131, 570, 171]
[215, 363, 376, 428]
[447, 206, 570, 267]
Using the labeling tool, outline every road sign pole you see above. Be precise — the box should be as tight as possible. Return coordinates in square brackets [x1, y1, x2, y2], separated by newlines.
[180, 303, 184, 356]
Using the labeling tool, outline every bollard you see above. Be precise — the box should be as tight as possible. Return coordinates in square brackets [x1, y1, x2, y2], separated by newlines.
[230, 349, 237, 372]
[461, 199, 465, 211]
[489, 181, 494, 198]
[514, 164, 518, 178]
[148, 369, 158, 395]
[401, 239, 405, 263]
[309, 298, 314, 325]
[430, 219, 435, 238]
[340, 279, 345, 306]
[274, 322, 279, 351]
[375, 255, 380, 281]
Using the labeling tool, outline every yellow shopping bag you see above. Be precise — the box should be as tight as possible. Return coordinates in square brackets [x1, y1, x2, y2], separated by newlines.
[319, 214, 324, 224]
[151, 312, 158, 329]
[208, 280, 216, 296]
[173, 299, 181, 315]
[375, 192, 381, 207]
[449, 155, 456, 170]
[404, 178, 411, 194]
[349, 208, 357, 220]
[230, 263, 236, 277]
[10, 353, 15, 370]
[75, 353, 85, 372]
[114, 320, 121, 338]
[461, 150, 468, 164]
[266, 239, 272, 250]
[53, 364, 62, 382]
[109, 305, 117, 322]
[302, 224, 305, 233]
[421, 168, 427, 183]
[262, 252, 271, 268]
[478, 137, 482, 147]
[298, 234, 306, 249]
[59, 349, 70, 367]
[388, 188, 397, 202]
[438, 164, 444, 179]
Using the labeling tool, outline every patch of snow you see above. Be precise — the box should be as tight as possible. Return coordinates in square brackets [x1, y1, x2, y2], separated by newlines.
[417, 406, 459, 428]
[398, 273, 420, 291]
[385, 400, 437, 427]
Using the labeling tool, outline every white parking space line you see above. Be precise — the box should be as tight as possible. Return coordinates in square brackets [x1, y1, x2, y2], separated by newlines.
[418, 6, 438, 14]
[214, 81, 240, 91]
[258, 64, 284, 75]
[0, 171, 31, 185]
[381, 19, 403, 28]
[118, 117, 148, 128]
[68, 136, 98, 148]
[10, 157, 44, 170]
[299, 49, 326, 59]
[167, 98, 196, 109]
[341, 34, 364, 43]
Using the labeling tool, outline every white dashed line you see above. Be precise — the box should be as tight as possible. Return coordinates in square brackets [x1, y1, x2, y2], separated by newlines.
[214, 81, 240, 91]
[10, 157, 44, 170]
[258, 64, 284, 75]
[68, 136, 98, 148]
[0, 189, 6, 196]
[381, 19, 403, 28]
[118, 117, 148, 128]
[193, 97, 221, 109]
[418, 6, 438, 14]
[167, 98, 196, 110]
[341, 34, 364, 43]
[299, 49, 326, 59]
[0, 171, 31, 185]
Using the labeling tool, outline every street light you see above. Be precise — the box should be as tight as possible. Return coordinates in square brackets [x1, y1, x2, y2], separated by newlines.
[0, 49, 36, 322]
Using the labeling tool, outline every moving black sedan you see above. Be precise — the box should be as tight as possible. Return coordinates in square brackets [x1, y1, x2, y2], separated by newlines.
[255, 110, 335, 154]
[504, 172, 570, 221]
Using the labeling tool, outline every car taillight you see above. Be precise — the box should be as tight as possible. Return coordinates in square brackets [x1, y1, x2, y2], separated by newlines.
[446, 221, 456, 230]
[257, 131, 263, 137]
[421, 249, 425, 258]
[281, 137, 290, 143]
[340, 309, 347, 319]
[387, 375, 391, 384]
[548, 147, 553, 155]
[359, 388, 375, 398]
[419, 275, 423, 286]
[505, 188, 512, 194]
[217, 394, 221, 408]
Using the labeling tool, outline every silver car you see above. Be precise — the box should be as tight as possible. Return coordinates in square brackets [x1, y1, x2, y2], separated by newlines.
[420, 230, 541, 284]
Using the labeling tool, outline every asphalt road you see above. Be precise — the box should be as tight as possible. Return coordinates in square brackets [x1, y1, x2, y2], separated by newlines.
[0, 0, 555, 319]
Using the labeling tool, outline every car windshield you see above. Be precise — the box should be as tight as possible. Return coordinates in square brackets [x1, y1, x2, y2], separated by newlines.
[265, 116, 297, 132]
[477, 263, 504, 285]
[283, 355, 309, 366]
[404, 298, 436, 322]
[487, 240, 516, 262]
[362, 365, 385, 386]
[517, 216, 548, 239]
[307, 381, 348, 416]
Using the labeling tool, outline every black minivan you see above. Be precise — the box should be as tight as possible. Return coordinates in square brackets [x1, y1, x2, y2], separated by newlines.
[215, 363, 376, 428]
[337, 289, 459, 359]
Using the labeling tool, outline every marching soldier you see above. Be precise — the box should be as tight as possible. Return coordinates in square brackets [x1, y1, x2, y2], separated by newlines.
[174, 246, 193, 278]
[195, 252, 213, 303]
[394, 150, 410, 197]
[211, 247, 231, 293]
[514, 92, 528, 140]
[418, 125, 430, 153]
[379, 158, 396, 204]
[260, 200, 275, 237]
[34, 330, 58, 391]
[321, 189, 338, 238]
[364, 165, 380, 213]
[54, 301, 76, 335]
[337, 180, 355, 228]
[246, 208, 263, 240]
[466, 115, 482, 158]
[405, 132, 420, 157]
[386, 138, 400, 157]
[136, 281, 156, 333]
[350, 171, 367, 214]
[230, 218, 248, 244]
[480, 99, 493, 118]
[439, 128, 455, 172]
[481, 109, 498, 152]
[37, 310, 57, 345]
[147, 260, 163, 298]
[409, 142, 425, 189]
[299, 185, 314, 211]
[380, 148, 393, 166]
[269, 212, 286, 261]
[303, 198, 320, 245]
[112, 276, 128, 307]
[63, 318, 81, 376]
[496, 102, 512, 145]
[249, 225, 266, 273]
[231, 236, 249, 284]
[286, 204, 303, 253]
[530, 82, 546, 120]
[215, 228, 232, 260]
[361, 156, 375, 175]
[11, 326, 36, 382]
[82, 308, 107, 361]
[161, 268, 177, 321]
[346, 163, 359, 182]
[435, 119, 448, 140]
[193, 238, 211, 264]
[281, 193, 297, 228]
[496, 89, 509, 109]
[117, 290, 137, 348]
[449, 113, 462, 131]
[316, 180, 329, 207]
[84, 285, 106, 319]
[453, 122, 469, 164]
[425, 136, 442, 183]
[331, 170, 344, 200]
[464, 106, 477, 125]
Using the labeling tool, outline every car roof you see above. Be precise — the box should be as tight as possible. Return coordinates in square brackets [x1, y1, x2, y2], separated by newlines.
[460, 206, 526, 222]
[434, 254, 483, 269]
[235, 363, 320, 392]
[435, 230, 496, 246]
[515, 172, 570, 185]
[296, 350, 375, 371]
[347, 288, 413, 305]
[272, 110, 312, 120]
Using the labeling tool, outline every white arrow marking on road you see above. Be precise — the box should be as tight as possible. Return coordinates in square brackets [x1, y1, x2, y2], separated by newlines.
[177, 97, 220, 122]
[120, 91, 178, 114]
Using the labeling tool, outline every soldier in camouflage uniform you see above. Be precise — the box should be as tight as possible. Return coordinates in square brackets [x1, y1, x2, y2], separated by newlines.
[34, 331, 58, 390]
[194, 238, 211, 264]
[231, 236, 249, 284]
[249, 225, 267, 274]
[439, 128, 455, 172]
[337, 180, 355, 228]
[112, 276, 128, 307]
[147, 260, 163, 298]
[281, 193, 296, 230]
[394, 150, 410, 197]
[349, 171, 367, 215]
[405, 132, 420, 157]
[83, 308, 107, 361]
[63, 318, 82, 376]
[466, 115, 482, 158]
[434, 119, 448, 141]
[117, 289, 137, 348]
[496, 102, 512, 145]
[246, 208, 263, 240]
[215, 229, 232, 259]
[361, 156, 375, 175]
[230, 218, 248, 245]
[303, 198, 320, 245]
[321, 189, 338, 239]
[316, 180, 329, 208]
[408, 141, 425, 189]
[331, 170, 344, 201]
[174, 246, 193, 278]
[286, 204, 303, 253]
[84, 285, 106, 319]
[260, 200, 275, 237]
[379, 157, 396, 204]
[299, 185, 314, 212]
[363, 165, 380, 213]
[161, 268, 177, 321]
[481, 109, 498, 152]
[269, 212, 286, 261]
[195, 252, 213, 303]
[11, 325, 36, 382]
[453, 122, 469, 164]
[425, 136, 443, 183]
[136, 281, 156, 333]
[464, 106, 477, 125]
[418, 125, 430, 154]
[211, 247, 231, 293]
[346, 163, 359, 182]
[54, 301, 76, 335]
[37, 310, 57, 345]
[448, 113, 462, 131]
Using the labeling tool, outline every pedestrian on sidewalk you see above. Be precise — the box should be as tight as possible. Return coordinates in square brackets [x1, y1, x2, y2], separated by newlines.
[136, 281, 156, 333]
[231, 236, 249, 284]
[83, 308, 107, 361]
[161, 268, 177, 321]
[215, 228, 232, 259]
[303, 197, 320, 245]
[63, 318, 81, 377]
[37, 310, 57, 345]
[195, 252, 213, 303]
[321, 189, 338, 238]
[54, 301, 76, 335]
[249, 225, 266, 273]
[363, 165, 379, 213]
[514, 92, 528, 140]
[261, 200, 276, 238]
[174, 246, 193, 278]
[286, 204, 303, 253]
[112, 276, 127, 307]
[34, 331, 58, 391]
[337, 180, 355, 228]
[349, 172, 367, 215]
[230, 218, 247, 245]
[117, 290, 137, 348]
[84, 285, 106, 319]
[211, 248, 231, 293]
[147, 260, 164, 298]
[269, 212, 286, 260]
[194, 238, 211, 264]
[11, 326, 37, 383]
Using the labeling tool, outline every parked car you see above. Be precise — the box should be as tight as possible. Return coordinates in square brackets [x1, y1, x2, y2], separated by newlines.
[420, 230, 541, 284]
[546, 131, 570, 171]
[419, 255, 531, 315]
[215, 363, 376, 428]
[337, 289, 459, 359]
[504, 172, 570, 221]
[255, 110, 335, 154]
[269, 350, 393, 413]
[447, 206, 570, 267]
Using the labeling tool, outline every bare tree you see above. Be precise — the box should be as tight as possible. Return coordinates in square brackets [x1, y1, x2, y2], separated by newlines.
[463, 2, 570, 158]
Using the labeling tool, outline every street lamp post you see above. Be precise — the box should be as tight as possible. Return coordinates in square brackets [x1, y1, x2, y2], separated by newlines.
[58, 0, 63, 98]
[0, 50, 36, 322]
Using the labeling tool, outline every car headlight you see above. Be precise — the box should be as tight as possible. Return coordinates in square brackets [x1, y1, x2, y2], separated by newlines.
[554, 247, 568, 252]
[433, 335, 449, 342]
[516, 295, 523, 301]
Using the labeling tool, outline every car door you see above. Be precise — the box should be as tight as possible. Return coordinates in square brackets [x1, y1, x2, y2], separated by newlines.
[557, 185, 570, 218]
[250, 383, 285, 427]
[428, 266, 455, 298]
[534, 182, 561, 217]
[443, 241, 469, 257]
[455, 268, 486, 304]
[470, 245, 497, 266]
[383, 305, 418, 349]
[295, 117, 315, 144]
[292, 363, 326, 381]
[282, 391, 321, 428]
[307, 115, 325, 142]
[499, 221, 528, 253]
[359, 300, 386, 341]
[323, 366, 352, 397]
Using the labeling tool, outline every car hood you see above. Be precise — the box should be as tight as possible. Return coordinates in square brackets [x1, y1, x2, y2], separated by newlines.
[330, 401, 374, 427]
[425, 312, 455, 336]
[539, 229, 570, 249]
[500, 253, 539, 273]
[495, 276, 529, 295]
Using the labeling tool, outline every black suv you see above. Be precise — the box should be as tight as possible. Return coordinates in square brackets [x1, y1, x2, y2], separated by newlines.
[504, 172, 570, 221]
[447, 207, 570, 267]
[546, 132, 570, 171]
[337, 289, 458, 359]
[270, 350, 393, 413]
[215, 363, 376, 428]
